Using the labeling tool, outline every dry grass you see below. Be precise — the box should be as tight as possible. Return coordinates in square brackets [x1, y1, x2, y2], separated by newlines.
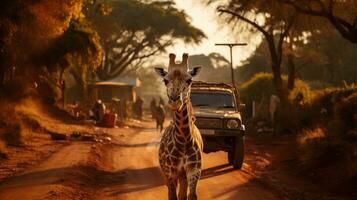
[298, 128, 356, 173]
[297, 86, 357, 165]
[0, 97, 50, 148]
[298, 128, 326, 145]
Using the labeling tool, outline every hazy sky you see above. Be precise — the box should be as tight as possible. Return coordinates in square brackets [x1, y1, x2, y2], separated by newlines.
[169, 1, 262, 67]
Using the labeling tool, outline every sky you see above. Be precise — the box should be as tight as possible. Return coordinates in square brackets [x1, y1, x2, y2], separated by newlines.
[168, 1, 263, 68]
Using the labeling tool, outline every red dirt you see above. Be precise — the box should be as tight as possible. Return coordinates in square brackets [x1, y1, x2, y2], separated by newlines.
[0, 113, 351, 200]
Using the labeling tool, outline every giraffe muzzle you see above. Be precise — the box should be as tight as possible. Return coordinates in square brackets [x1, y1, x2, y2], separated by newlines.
[169, 95, 180, 102]
[168, 95, 182, 110]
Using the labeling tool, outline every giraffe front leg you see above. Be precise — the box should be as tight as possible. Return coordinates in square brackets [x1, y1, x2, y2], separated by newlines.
[187, 169, 201, 200]
[167, 179, 178, 200]
[178, 171, 188, 200]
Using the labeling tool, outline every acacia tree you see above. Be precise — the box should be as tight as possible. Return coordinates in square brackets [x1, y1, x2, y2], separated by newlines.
[87, 0, 206, 80]
[281, 0, 357, 43]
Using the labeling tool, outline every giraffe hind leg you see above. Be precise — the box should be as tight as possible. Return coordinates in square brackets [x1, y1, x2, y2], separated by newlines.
[178, 171, 188, 200]
[168, 179, 178, 200]
[187, 169, 201, 200]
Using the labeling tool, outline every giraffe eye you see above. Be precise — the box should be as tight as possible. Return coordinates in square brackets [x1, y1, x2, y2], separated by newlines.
[186, 79, 192, 84]
[163, 79, 169, 85]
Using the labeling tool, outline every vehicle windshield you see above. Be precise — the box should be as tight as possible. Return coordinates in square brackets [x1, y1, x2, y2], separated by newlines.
[191, 91, 236, 110]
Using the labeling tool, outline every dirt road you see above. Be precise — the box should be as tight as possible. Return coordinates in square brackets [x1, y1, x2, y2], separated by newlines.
[96, 123, 278, 200]
[0, 120, 279, 200]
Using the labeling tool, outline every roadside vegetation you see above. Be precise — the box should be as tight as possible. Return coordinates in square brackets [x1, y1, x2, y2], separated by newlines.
[0, 0, 356, 198]
[238, 72, 356, 196]
[0, 0, 204, 158]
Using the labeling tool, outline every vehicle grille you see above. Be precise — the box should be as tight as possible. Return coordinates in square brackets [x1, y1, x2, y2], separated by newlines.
[195, 118, 222, 129]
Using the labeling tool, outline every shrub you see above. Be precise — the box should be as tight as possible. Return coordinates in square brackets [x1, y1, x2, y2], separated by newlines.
[311, 86, 357, 117]
[298, 128, 355, 171]
[329, 92, 357, 139]
[239, 73, 276, 104]
[297, 88, 357, 185]
[239, 72, 312, 106]
[239, 73, 312, 128]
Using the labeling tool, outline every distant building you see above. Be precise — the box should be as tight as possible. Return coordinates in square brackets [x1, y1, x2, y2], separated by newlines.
[88, 76, 139, 103]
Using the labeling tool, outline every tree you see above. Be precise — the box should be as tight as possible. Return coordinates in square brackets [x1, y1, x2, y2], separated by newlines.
[215, 0, 299, 102]
[87, 0, 206, 80]
[0, 0, 103, 103]
[235, 31, 357, 87]
[295, 31, 357, 85]
[40, 19, 102, 102]
[0, 0, 83, 86]
[281, 0, 357, 43]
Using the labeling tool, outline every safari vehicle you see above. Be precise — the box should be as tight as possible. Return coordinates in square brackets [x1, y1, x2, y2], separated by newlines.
[191, 81, 245, 169]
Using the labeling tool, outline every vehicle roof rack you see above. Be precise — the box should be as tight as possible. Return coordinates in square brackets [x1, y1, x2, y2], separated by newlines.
[191, 81, 235, 90]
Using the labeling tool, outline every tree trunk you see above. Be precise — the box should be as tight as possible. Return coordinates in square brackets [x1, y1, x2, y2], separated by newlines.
[287, 54, 296, 91]
[267, 37, 288, 104]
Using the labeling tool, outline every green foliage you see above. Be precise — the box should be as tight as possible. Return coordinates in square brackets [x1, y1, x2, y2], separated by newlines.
[239, 72, 312, 105]
[238, 31, 357, 88]
[301, 85, 357, 128]
[88, 0, 205, 79]
[44, 20, 102, 70]
[239, 73, 276, 104]
[34, 19, 103, 104]
[111, 0, 202, 42]
[239, 72, 312, 132]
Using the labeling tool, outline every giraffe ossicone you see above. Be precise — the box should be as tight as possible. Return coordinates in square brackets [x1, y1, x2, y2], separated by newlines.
[155, 53, 203, 200]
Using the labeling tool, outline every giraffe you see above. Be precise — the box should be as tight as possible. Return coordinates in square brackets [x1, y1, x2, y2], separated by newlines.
[155, 53, 203, 200]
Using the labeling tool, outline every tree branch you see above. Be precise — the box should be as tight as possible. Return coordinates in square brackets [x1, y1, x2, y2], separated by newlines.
[218, 9, 271, 39]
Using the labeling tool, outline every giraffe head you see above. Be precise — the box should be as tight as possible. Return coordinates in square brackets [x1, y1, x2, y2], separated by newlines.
[155, 53, 201, 110]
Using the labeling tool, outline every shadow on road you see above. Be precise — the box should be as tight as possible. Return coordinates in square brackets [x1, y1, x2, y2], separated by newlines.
[201, 164, 235, 180]
[113, 141, 160, 148]
[106, 166, 164, 196]
[0, 165, 165, 197]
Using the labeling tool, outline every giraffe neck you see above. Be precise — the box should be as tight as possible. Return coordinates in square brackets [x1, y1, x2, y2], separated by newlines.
[173, 97, 195, 139]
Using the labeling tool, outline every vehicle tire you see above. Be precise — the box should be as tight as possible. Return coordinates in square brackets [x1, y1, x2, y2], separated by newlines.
[228, 149, 234, 165]
[228, 135, 244, 169]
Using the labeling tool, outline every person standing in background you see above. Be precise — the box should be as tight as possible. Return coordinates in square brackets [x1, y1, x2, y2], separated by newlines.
[150, 98, 157, 119]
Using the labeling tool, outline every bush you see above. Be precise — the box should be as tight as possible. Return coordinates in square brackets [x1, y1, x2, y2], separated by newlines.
[297, 88, 357, 185]
[298, 128, 355, 171]
[329, 92, 357, 140]
[239, 72, 312, 105]
[297, 86, 357, 130]
[239, 73, 276, 104]
[239, 73, 312, 126]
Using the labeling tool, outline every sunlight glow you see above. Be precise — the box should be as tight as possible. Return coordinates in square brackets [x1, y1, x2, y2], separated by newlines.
[169, 1, 263, 67]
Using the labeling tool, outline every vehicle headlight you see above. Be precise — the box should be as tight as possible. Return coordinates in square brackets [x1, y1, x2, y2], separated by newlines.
[226, 119, 239, 129]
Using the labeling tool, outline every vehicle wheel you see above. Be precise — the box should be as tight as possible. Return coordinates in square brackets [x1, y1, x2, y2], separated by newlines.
[228, 149, 234, 165]
[228, 136, 244, 169]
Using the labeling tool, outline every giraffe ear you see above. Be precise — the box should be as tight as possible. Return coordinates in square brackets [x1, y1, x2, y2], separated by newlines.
[189, 66, 202, 77]
[154, 67, 168, 78]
